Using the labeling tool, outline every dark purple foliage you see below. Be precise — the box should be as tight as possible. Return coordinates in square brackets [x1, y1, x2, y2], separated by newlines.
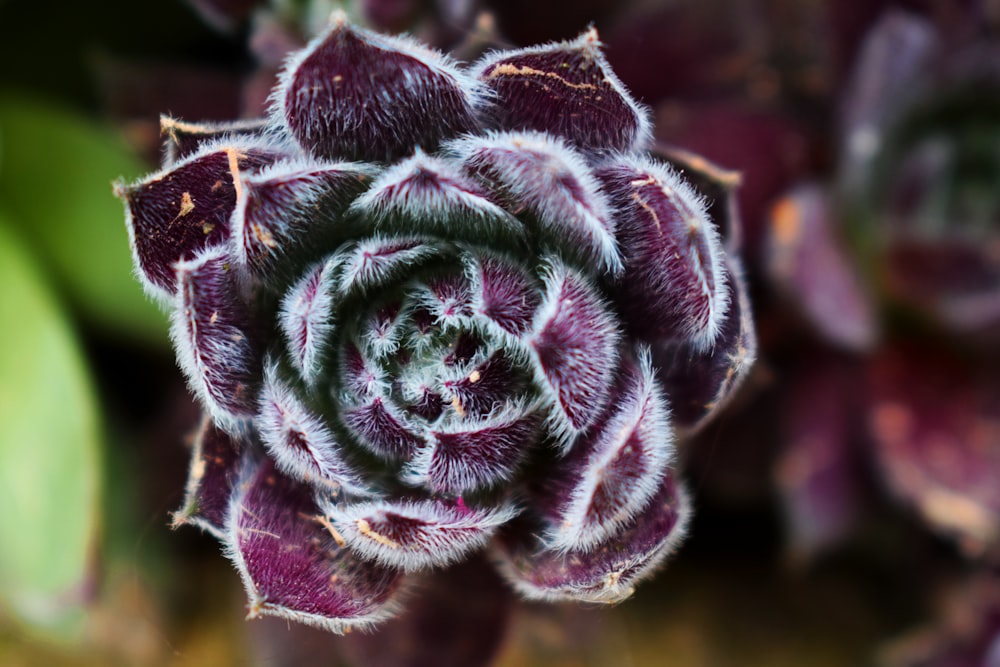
[119, 17, 756, 635]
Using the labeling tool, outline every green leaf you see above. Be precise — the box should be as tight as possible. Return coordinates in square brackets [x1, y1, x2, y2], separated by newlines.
[0, 93, 167, 344]
[0, 215, 101, 637]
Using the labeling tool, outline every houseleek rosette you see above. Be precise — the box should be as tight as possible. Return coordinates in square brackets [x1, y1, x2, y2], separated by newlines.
[116, 14, 755, 633]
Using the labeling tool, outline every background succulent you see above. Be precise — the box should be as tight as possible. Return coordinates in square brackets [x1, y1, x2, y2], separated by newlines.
[115, 14, 754, 633]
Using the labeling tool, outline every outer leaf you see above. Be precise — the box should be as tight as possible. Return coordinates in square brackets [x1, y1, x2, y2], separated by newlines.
[171, 247, 262, 430]
[473, 28, 651, 154]
[0, 219, 100, 635]
[597, 155, 729, 349]
[0, 95, 165, 342]
[227, 458, 404, 634]
[538, 350, 674, 552]
[172, 415, 244, 539]
[275, 13, 482, 162]
[652, 256, 756, 432]
[118, 139, 282, 300]
[496, 473, 690, 604]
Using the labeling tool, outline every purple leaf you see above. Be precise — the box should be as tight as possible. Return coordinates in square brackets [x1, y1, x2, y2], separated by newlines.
[472, 28, 651, 154]
[279, 258, 340, 386]
[226, 458, 404, 633]
[321, 497, 516, 571]
[275, 13, 482, 162]
[448, 132, 622, 274]
[838, 10, 936, 195]
[406, 386, 446, 422]
[404, 406, 541, 494]
[652, 256, 756, 432]
[337, 237, 441, 297]
[359, 301, 408, 359]
[416, 272, 475, 328]
[496, 473, 690, 604]
[231, 160, 378, 284]
[117, 141, 282, 300]
[528, 261, 620, 441]
[538, 350, 674, 552]
[883, 240, 1000, 335]
[258, 360, 371, 496]
[339, 342, 389, 400]
[348, 153, 523, 243]
[159, 115, 268, 166]
[443, 353, 524, 418]
[597, 155, 729, 349]
[466, 253, 540, 337]
[651, 143, 744, 253]
[170, 247, 262, 430]
[172, 415, 244, 538]
[766, 184, 876, 351]
[341, 397, 425, 462]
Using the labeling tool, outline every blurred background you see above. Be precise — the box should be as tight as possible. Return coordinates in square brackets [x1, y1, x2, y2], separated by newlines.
[0, 0, 998, 664]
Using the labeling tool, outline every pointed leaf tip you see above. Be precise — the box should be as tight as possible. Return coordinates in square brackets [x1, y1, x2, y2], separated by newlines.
[473, 30, 651, 154]
[277, 20, 481, 162]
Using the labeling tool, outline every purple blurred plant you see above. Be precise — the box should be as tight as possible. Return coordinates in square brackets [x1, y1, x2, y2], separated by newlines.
[115, 14, 755, 633]
[762, 7, 1000, 564]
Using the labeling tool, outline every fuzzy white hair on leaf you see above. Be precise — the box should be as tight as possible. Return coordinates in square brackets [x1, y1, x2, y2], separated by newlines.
[460, 249, 541, 342]
[526, 258, 620, 450]
[347, 151, 522, 240]
[279, 256, 341, 387]
[169, 246, 258, 433]
[159, 115, 271, 167]
[269, 11, 487, 162]
[495, 479, 692, 604]
[358, 303, 409, 360]
[116, 134, 291, 304]
[611, 154, 730, 351]
[258, 359, 372, 497]
[320, 498, 517, 572]
[229, 158, 380, 286]
[401, 401, 539, 494]
[223, 458, 403, 635]
[410, 275, 475, 331]
[337, 341, 390, 401]
[469, 27, 652, 154]
[546, 348, 674, 552]
[336, 236, 440, 297]
[446, 131, 623, 274]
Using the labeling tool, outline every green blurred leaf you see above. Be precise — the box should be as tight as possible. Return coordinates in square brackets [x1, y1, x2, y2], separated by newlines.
[0, 215, 101, 637]
[0, 93, 167, 344]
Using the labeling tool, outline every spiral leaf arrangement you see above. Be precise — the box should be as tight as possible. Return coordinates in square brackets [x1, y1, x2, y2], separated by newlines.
[116, 14, 755, 633]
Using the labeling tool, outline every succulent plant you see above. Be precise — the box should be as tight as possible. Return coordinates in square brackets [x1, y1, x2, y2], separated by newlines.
[115, 13, 754, 634]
